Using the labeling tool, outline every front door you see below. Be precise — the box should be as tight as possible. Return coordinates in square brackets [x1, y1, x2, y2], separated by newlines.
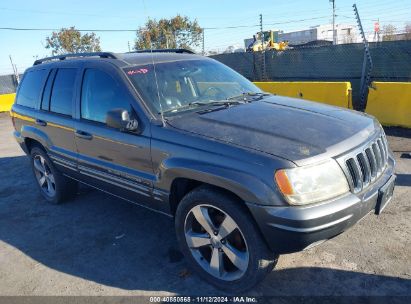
[74, 65, 159, 210]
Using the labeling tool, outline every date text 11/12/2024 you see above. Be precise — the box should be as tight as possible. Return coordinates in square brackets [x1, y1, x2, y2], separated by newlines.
[149, 296, 258, 303]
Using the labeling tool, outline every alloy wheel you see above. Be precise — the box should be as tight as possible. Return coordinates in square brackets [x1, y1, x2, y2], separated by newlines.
[33, 154, 56, 197]
[184, 204, 249, 281]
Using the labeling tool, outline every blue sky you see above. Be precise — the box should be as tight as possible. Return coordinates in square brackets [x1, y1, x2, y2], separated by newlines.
[1, 0, 410, 75]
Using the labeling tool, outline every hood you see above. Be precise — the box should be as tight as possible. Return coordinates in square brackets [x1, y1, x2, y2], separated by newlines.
[167, 96, 380, 165]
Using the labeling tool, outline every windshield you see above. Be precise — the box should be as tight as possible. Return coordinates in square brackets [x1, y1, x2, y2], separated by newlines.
[124, 59, 262, 115]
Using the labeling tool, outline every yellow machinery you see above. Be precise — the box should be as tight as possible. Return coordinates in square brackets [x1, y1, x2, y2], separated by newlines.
[247, 30, 288, 52]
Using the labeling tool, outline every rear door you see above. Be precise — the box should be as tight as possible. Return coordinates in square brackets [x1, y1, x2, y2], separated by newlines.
[37, 67, 80, 174]
[73, 63, 160, 210]
[12, 68, 49, 138]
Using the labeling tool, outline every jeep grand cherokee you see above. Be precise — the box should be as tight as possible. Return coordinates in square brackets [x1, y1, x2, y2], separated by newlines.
[10, 50, 396, 291]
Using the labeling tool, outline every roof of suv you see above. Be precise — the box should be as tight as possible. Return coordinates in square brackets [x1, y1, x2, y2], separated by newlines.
[31, 49, 206, 69]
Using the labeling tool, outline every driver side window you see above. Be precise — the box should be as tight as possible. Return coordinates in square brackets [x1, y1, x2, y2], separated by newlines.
[81, 69, 131, 123]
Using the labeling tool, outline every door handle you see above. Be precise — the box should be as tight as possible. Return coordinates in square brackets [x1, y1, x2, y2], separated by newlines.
[35, 119, 47, 126]
[75, 130, 93, 140]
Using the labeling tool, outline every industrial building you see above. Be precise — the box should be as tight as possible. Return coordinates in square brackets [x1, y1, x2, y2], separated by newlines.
[278, 23, 360, 45]
[244, 23, 361, 48]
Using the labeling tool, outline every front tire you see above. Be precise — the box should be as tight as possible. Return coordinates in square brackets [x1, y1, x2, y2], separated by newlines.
[30, 146, 77, 204]
[175, 186, 278, 292]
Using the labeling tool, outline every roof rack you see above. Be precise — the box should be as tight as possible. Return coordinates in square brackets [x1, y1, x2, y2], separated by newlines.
[131, 48, 195, 54]
[33, 52, 118, 65]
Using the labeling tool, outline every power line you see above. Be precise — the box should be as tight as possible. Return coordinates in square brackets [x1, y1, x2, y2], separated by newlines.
[339, 15, 410, 24]
[0, 7, 133, 19]
[0, 27, 136, 32]
[0, 15, 338, 33]
[0, 25, 261, 32]
[264, 16, 330, 26]
[204, 24, 259, 30]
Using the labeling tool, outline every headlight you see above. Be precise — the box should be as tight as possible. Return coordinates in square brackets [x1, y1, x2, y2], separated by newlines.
[275, 160, 349, 205]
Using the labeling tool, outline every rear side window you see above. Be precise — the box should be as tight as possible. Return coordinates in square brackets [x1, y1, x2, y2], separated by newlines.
[15, 69, 48, 108]
[81, 69, 131, 123]
[41, 69, 56, 111]
[50, 69, 77, 116]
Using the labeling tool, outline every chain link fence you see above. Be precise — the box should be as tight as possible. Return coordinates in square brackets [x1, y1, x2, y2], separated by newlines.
[1, 40, 410, 110]
[210, 40, 411, 110]
[0, 74, 19, 95]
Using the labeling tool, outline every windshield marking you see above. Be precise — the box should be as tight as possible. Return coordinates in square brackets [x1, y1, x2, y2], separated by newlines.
[127, 68, 149, 75]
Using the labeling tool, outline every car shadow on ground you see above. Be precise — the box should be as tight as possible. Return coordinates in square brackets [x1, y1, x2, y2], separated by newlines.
[384, 127, 411, 139]
[396, 174, 411, 187]
[0, 155, 410, 296]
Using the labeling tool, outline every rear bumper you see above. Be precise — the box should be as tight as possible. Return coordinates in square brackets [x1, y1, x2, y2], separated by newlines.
[247, 155, 396, 254]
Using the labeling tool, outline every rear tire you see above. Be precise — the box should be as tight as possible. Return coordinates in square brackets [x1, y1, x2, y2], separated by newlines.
[175, 186, 278, 292]
[30, 146, 77, 204]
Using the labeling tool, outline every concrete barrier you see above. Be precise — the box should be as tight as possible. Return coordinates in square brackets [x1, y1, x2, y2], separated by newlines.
[254, 81, 352, 109]
[2, 82, 409, 128]
[366, 82, 411, 128]
[0, 93, 15, 112]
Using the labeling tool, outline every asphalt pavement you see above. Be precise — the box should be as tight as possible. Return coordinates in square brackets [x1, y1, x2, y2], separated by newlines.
[0, 112, 410, 297]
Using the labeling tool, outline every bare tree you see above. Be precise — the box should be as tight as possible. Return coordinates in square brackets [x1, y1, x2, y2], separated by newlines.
[405, 23, 411, 40]
[207, 50, 219, 56]
[343, 32, 354, 44]
[382, 24, 397, 41]
[223, 46, 236, 54]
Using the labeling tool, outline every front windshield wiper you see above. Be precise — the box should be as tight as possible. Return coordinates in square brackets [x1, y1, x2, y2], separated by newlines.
[161, 92, 270, 115]
[227, 92, 271, 102]
[190, 100, 245, 107]
[161, 100, 244, 115]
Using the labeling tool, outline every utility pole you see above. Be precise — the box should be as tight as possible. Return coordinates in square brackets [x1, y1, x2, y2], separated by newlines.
[259, 14, 267, 80]
[259, 14, 264, 50]
[9, 55, 19, 84]
[202, 29, 205, 55]
[128, 41, 131, 52]
[330, 0, 336, 44]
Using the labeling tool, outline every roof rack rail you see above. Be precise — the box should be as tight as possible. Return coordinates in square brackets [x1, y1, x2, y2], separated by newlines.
[33, 52, 118, 65]
[131, 48, 195, 54]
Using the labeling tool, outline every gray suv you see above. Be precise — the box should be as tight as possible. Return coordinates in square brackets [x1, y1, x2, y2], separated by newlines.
[11, 50, 396, 291]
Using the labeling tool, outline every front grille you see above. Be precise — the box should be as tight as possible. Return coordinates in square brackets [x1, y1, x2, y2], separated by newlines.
[342, 134, 389, 193]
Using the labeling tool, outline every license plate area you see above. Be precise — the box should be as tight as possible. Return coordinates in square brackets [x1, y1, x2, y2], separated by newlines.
[375, 175, 396, 215]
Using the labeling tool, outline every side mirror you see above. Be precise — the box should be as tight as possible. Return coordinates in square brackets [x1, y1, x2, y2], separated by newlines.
[106, 108, 139, 132]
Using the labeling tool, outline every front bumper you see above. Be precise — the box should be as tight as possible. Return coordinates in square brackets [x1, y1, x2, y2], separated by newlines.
[247, 155, 396, 254]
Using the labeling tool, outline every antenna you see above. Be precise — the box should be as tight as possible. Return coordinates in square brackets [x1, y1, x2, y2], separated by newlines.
[142, 0, 166, 127]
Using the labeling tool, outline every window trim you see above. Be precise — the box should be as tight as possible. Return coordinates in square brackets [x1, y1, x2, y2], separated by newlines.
[79, 67, 131, 125]
[15, 68, 49, 110]
[49, 68, 78, 117]
[40, 69, 57, 112]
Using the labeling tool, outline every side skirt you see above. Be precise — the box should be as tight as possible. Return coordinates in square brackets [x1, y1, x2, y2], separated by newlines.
[64, 174, 173, 218]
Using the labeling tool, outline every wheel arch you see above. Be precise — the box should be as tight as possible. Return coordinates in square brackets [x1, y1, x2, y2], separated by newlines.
[169, 177, 246, 216]
[25, 137, 46, 153]
[161, 159, 277, 215]
[21, 125, 52, 152]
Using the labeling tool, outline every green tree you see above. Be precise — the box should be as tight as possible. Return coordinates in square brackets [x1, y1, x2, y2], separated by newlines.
[135, 15, 203, 51]
[45, 27, 101, 55]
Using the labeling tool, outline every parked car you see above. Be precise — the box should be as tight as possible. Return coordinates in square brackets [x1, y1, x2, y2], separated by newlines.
[10, 50, 396, 291]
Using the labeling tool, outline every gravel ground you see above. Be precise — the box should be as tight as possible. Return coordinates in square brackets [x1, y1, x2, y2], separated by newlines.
[0, 112, 410, 297]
